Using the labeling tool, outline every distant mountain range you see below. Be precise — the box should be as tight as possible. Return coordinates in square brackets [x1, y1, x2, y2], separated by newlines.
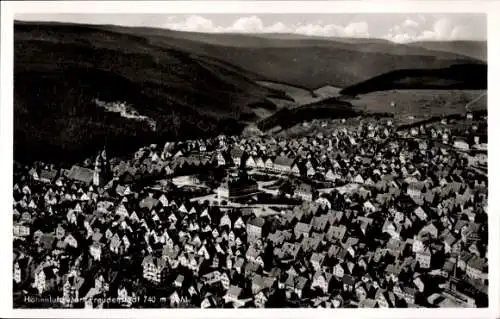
[14, 21, 487, 162]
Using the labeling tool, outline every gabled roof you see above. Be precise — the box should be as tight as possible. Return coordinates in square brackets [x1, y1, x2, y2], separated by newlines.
[248, 217, 265, 228]
[39, 169, 58, 181]
[67, 166, 94, 184]
[295, 222, 312, 234]
[274, 156, 294, 167]
[140, 197, 159, 211]
[230, 148, 244, 158]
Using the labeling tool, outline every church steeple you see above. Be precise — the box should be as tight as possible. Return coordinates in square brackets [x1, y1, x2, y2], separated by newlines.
[93, 152, 102, 186]
[93, 147, 110, 187]
[101, 147, 107, 162]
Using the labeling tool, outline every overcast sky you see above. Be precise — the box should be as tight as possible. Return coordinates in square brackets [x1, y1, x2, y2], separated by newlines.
[16, 13, 486, 42]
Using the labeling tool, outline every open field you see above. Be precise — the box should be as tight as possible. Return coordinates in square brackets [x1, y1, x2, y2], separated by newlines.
[256, 81, 314, 102]
[346, 89, 487, 118]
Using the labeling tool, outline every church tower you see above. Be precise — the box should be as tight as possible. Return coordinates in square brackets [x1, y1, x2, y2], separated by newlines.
[93, 152, 102, 186]
[93, 147, 110, 186]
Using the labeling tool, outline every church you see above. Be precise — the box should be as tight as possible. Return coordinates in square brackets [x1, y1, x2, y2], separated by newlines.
[93, 148, 112, 187]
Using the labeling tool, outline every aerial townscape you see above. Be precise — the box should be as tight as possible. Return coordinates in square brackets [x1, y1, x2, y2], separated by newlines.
[11, 13, 488, 310]
[13, 112, 488, 308]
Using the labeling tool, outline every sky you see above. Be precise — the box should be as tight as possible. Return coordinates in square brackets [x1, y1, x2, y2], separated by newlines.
[16, 13, 487, 43]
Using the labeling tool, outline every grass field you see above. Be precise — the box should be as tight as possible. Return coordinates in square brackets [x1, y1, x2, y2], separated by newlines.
[313, 85, 343, 98]
[256, 81, 315, 103]
[346, 89, 487, 118]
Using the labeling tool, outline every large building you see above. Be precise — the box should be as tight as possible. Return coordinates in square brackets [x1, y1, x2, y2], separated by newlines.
[217, 176, 259, 200]
[273, 156, 294, 174]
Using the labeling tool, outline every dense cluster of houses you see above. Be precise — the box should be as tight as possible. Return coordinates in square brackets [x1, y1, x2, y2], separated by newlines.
[13, 114, 488, 308]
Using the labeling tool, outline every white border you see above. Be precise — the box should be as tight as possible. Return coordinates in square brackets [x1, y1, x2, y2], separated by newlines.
[1, 1, 499, 319]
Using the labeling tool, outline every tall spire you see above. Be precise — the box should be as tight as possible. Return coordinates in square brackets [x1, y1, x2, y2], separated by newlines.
[101, 147, 107, 162]
[93, 151, 102, 186]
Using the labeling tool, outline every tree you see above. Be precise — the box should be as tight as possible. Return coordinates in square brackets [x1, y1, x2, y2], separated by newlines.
[278, 180, 294, 197]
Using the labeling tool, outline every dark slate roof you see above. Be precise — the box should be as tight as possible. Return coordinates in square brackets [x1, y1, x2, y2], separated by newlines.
[67, 166, 94, 184]
[274, 156, 294, 167]
[39, 169, 58, 181]
[248, 217, 265, 228]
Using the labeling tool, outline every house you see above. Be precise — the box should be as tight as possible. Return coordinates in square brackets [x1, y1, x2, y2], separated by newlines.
[327, 225, 347, 242]
[13, 223, 30, 238]
[89, 242, 102, 261]
[247, 217, 265, 240]
[251, 274, 276, 295]
[169, 291, 181, 307]
[311, 271, 333, 294]
[413, 206, 428, 221]
[117, 286, 131, 306]
[359, 298, 378, 308]
[246, 245, 264, 267]
[109, 234, 126, 255]
[13, 261, 22, 284]
[244, 261, 262, 277]
[273, 156, 294, 173]
[39, 169, 58, 183]
[454, 140, 469, 150]
[264, 158, 274, 171]
[234, 258, 245, 274]
[386, 238, 405, 258]
[254, 291, 268, 308]
[62, 273, 85, 305]
[295, 183, 313, 201]
[64, 234, 78, 248]
[363, 200, 377, 214]
[255, 157, 265, 169]
[287, 276, 308, 298]
[356, 282, 368, 301]
[466, 256, 487, 280]
[416, 247, 432, 269]
[230, 148, 244, 167]
[201, 293, 221, 308]
[412, 236, 425, 253]
[224, 285, 243, 303]
[32, 265, 58, 294]
[333, 263, 346, 279]
[325, 169, 340, 181]
[382, 220, 400, 240]
[28, 169, 39, 181]
[67, 166, 94, 185]
[142, 255, 168, 284]
[220, 272, 230, 290]
[174, 274, 185, 288]
[419, 223, 439, 239]
[294, 222, 312, 239]
[310, 252, 325, 271]
[403, 286, 417, 305]
[375, 289, 395, 308]
[342, 274, 355, 292]
[353, 174, 364, 184]
[245, 156, 257, 168]
[291, 163, 301, 176]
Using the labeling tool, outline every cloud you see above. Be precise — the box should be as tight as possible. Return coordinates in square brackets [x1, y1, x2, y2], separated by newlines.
[266, 22, 288, 33]
[384, 16, 477, 43]
[344, 21, 369, 37]
[402, 19, 419, 28]
[163, 15, 369, 38]
[163, 15, 221, 33]
[228, 15, 264, 33]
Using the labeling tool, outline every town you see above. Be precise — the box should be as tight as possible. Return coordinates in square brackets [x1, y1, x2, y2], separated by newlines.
[12, 112, 488, 309]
